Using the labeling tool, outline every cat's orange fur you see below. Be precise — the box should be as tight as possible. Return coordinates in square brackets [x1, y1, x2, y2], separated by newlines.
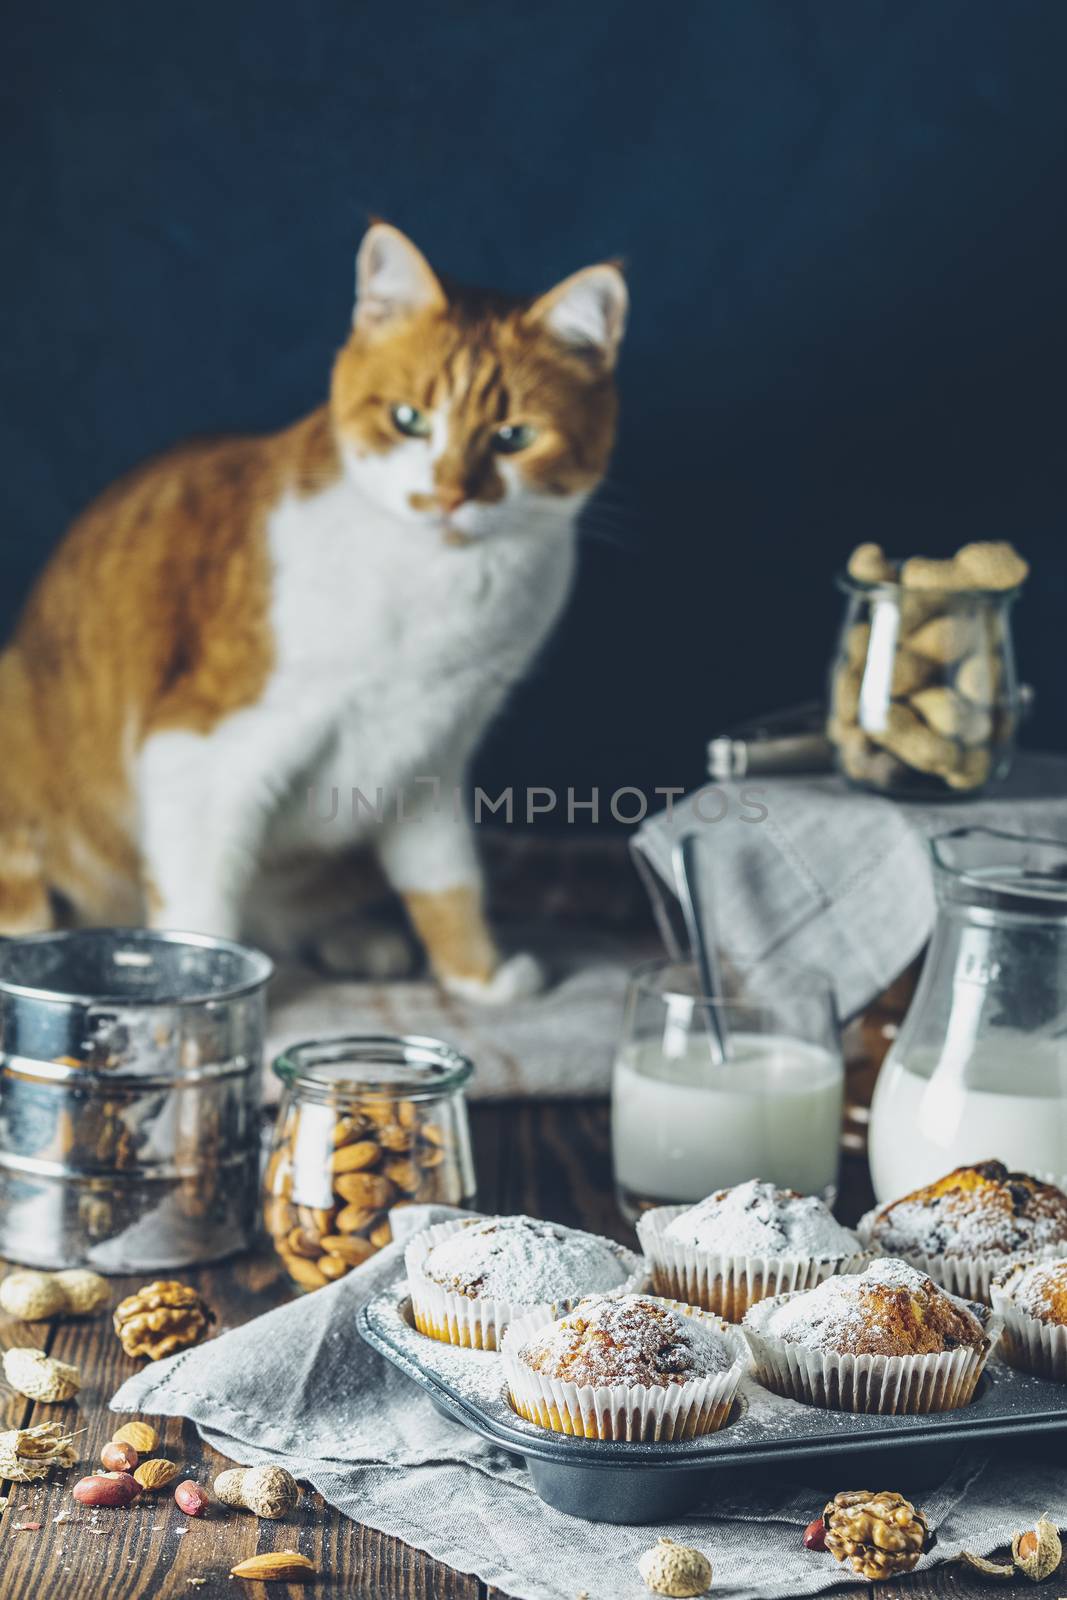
[0, 225, 625, 992]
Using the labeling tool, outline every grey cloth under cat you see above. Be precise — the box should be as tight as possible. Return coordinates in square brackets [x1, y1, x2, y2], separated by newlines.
[632, 751, 1067, 1020]
[111, 1205, 1064, 1600]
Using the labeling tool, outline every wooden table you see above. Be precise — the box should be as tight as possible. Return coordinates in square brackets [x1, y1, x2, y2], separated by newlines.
[0, 1101, 1048, 1599]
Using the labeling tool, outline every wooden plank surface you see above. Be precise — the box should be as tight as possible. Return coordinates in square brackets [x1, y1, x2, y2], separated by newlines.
[0, 1102, 1049, 1599]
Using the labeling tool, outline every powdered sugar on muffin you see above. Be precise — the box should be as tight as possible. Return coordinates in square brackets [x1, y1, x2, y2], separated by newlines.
[863, 1162, 1067, 1259]
[664, 1180, 858, 1259]
[993, 1258, 1067, 1325]
[745, 1258, 987, 1357]
[517, 1292, 734, 1386]
[420, 1215, 629, 1305]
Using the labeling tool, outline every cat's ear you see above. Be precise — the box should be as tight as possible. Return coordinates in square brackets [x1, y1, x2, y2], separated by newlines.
[353, 223, 446, 332]
[525, 263, 628, 369]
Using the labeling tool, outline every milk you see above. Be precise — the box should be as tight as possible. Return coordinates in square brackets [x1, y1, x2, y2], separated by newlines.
[869, 1034, 1067, 1203]
[611, 1032, 844, 1210]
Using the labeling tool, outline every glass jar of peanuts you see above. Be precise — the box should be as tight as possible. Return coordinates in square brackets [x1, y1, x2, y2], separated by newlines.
[264, 1035, 476, 1291]
[827, 541, 1026, 797]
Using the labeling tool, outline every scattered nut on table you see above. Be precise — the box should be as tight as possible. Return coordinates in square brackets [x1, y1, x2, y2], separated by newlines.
[133, 1456, 180, 1491]
[72, 1473, 141, 1508]
[0, 1423, 77, 1481]
[111, 1419, 160, 1454]
[1012, 1517, 1062, 1582]
[638, 1537, 713, 1597]
[213, 1463, 300, 1519]
[2, 1346, 81, 1401]
[113, 1280, 215, 1358]
[230, 1551, 316, 1581]
[101, 1440, 139, 1471]
[174, 1479, 209, 1516]
[0, 1267, 110, 1321]
[822, 1490, 928, 1580]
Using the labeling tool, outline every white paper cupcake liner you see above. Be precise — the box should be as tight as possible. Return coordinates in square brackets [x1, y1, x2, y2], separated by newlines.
[637, 1205, 868, 1322]
[991, 1289, 1067, 1382]
[742, 1291, 1000, 1414]
[501, 1298, 747, 1441]
[857, 1208, 1067, 1304]
[405, 1218, 648, 1351]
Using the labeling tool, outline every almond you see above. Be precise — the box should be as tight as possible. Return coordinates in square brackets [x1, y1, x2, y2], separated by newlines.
[296, 1205, 334, 1236]
[134, 1457, 180, 1491]
[330, 1139, 380, 1175]
[377, 1124, 413, 1153]
[112, 1420, 159, 1454]
[382, 1158, 419, 1193]
[286, 1227, 324, 1260]
[331, 1115, 369, 1146]
[263, 1198, 295, 1238]
[319, 1234, 375, 1265]
[280, 1253, 329, 1291]
[231, 1551, 316, 1581]
[317, 1254, 349, 1281]
[332, 1172, 393, 1211]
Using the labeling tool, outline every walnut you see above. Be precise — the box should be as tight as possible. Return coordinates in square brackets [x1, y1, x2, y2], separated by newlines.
[113, 1280, 215, 1359]
[823, 1490, 928, 1580]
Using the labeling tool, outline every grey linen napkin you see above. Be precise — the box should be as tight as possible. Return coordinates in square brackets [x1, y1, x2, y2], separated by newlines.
[633, 751, 1067, 1020]
[111, 1205, 1067, 1600]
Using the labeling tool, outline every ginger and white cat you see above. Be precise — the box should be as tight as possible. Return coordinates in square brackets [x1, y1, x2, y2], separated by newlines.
[0, 225, 626, 1000]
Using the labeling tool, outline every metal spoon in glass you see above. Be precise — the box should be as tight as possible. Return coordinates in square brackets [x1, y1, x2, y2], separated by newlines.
[672, 830, 731, 1066]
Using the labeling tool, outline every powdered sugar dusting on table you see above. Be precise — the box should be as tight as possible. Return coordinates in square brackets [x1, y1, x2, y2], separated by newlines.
[422, 1215, 629, 1303]
[517, 1293, 735, 1386]
[664, 1180, 858, 1258]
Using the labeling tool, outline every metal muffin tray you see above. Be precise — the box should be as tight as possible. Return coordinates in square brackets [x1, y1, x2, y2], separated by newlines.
[359, 1282, 1067, 1523]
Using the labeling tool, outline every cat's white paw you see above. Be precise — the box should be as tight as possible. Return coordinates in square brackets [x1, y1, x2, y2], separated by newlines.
[441, 952, 544, 1006]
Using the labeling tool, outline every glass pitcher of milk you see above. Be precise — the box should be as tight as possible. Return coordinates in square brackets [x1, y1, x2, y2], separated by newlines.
[611, 960, 844, 1221]
[869, 827, 1067, 1203]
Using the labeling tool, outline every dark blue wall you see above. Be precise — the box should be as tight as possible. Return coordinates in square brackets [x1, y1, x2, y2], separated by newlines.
[3, 0, 1065, 809]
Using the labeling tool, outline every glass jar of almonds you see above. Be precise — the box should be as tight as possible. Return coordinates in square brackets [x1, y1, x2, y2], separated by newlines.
[264, 1035, 476, 1291]
[827, 541, 1026, 797]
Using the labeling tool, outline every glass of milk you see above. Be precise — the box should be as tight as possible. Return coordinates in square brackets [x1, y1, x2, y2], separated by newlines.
[611, 959, 844, 1221]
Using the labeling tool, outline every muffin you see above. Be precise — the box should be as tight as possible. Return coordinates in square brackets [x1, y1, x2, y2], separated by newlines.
[742, 1257, 994, 1413]
[637, 1180, 865, 1320]
[405, 1215, 644, 1350]
[502, 1291, 746, 1440]
[860, 1161, 1067, 1302]
[991, 1258, 1067, 1381]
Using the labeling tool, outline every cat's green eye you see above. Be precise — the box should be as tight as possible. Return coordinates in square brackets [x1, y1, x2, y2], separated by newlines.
[491, 423, 538, 455]
[391, 403, 432, 439]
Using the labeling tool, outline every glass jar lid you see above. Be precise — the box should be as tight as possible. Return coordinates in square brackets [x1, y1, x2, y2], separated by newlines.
[931, 826, 1067, 920]
[272, 1034, 474, 1102]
